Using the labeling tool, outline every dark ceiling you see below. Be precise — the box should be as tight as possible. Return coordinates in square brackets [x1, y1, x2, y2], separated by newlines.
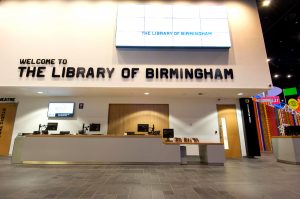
[256, 0, 300, 89]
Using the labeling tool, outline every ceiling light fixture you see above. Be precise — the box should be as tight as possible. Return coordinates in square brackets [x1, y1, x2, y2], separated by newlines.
[286, 74, 292, 78]
[267, 58, 271, 62]
[262, 0, 271, 7]
[237, 93, 244, 96]
[37, 91, 44, 94]
[273, 74, 279, 78]
[144, 92, 150, 95]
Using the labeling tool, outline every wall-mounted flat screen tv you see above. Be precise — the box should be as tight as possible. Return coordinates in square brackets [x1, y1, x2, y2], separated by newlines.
[48, 102, 75, 118]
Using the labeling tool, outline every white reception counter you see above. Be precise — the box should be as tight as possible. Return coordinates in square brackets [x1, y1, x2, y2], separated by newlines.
[12, 135, 181, 164]
[272, 136, 300, 164]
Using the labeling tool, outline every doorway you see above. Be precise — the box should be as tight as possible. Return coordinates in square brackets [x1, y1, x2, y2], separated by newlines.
[0, 103, 18, 156]
[217, 104, 241, 159]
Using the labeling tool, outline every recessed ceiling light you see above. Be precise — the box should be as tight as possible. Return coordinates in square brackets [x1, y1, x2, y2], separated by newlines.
[267, 58, 271, 62]
[262, 0, 271, 7]
[287, 74, 292, 78]
[274, 74, 279, 78]
[144, 92, 150, 95]
[237, 93, 244, 96]
[37, 91, 44, 94]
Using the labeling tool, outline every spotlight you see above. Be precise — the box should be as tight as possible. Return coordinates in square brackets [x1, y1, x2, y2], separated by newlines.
[262, 0, 271, 7]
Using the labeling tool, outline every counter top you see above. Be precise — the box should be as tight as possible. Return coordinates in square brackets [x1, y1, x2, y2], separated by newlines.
[23, 134, 162, 138]
[20, 135, 224, 146]
[163, 141, 224, 145]
[272, 136, 300, 138]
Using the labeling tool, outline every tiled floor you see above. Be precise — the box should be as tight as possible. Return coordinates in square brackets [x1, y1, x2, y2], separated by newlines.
[0, 153, 299, 199]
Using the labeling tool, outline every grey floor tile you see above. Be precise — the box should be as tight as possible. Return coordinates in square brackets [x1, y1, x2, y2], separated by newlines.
[116, 194, 128, 199]
[0, 154, 300, 199]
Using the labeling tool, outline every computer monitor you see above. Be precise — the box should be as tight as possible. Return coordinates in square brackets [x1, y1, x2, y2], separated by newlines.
[60, 131, 70, 135]
[137, 124, 149, 132]
[163, 129, 174, 139]
[33, 131, 40, 135]
[285, 126, 300, 136]
[46, 123, 58, 131]
[89, 123, 100, 131]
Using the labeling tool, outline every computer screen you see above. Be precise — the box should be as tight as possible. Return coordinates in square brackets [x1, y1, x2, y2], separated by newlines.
[285, 126, 300, 136]
[46, 123, 58, 131]
[163, 129, 174, 139]
[137, 124, 149, 132]
[60, 131, 70, 135]
[89, 123, 100, 131]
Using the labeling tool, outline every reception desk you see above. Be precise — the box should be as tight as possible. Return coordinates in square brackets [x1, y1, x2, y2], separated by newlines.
[272, 136, 300, 164]
[12, 135, 181, 164]
[163, 141, 225, 165]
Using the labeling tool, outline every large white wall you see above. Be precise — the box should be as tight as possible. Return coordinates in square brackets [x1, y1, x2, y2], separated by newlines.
[1, 0, 264, 157]
[0, 0, 272, 89]
[10, 97, 246, 156]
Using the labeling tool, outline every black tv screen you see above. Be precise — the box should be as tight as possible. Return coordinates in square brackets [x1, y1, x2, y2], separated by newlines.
[48, 102, 75, 118]
[137, 124, 149, 132]
[163, 129, 174, 139]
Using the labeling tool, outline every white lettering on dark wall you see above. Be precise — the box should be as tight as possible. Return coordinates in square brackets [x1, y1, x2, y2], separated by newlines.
[18, 59, 234, 80]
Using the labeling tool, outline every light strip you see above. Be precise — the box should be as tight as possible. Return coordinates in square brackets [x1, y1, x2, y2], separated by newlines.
[221, 117, 229, 150]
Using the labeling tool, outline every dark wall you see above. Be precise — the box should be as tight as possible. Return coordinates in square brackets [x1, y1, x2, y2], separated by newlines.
[239, 98, 261, 157]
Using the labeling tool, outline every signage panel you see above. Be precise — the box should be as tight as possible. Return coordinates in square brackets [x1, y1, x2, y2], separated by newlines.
[116, 5, 231, 48]
[256, 96, 280, 105]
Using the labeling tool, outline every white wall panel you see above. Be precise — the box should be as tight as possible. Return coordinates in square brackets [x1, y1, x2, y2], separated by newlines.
[0, 0, 271, 89]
